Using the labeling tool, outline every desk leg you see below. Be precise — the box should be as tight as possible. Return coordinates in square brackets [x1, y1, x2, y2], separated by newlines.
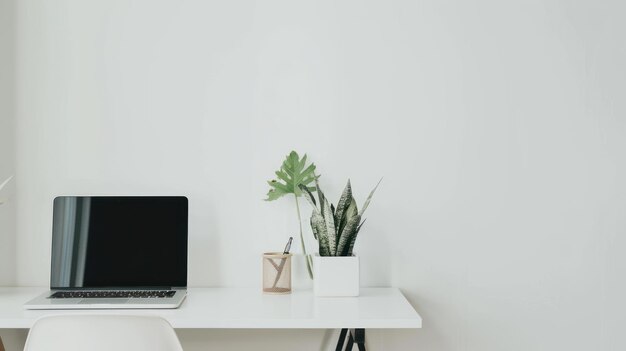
[345, 333, 354, 350]
[335, 329, 348, 351]
[335, 329, 366, 351]
[0, 336, 5, 351]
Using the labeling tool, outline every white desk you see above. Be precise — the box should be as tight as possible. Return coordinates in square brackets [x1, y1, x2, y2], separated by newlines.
[0, 287, 421, 350]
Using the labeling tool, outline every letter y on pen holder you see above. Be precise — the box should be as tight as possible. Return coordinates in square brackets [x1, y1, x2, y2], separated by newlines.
[263, 252, 292, 294]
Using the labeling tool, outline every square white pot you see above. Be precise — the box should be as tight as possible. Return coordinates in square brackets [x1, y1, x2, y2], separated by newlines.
[313, 253, 359, 297]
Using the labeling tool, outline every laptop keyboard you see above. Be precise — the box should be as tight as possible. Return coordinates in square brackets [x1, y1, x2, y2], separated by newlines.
[49, 290, 176, 299]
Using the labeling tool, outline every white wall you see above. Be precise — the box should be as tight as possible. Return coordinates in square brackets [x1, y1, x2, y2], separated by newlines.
[5, 0, 626, 350]
[0, 0, 19, 348]
[0, 0, 16, 285]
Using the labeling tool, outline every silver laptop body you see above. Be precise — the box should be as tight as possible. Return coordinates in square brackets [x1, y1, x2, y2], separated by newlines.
[24, 196, 188, 310]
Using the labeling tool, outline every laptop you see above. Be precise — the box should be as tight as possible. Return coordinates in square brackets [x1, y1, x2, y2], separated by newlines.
[24, 196, 188, 310]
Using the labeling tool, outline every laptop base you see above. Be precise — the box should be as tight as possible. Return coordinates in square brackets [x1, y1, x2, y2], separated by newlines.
[23, 289, 187, 310]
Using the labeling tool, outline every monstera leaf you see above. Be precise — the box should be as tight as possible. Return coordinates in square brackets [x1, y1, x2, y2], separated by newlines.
[266, 151, 317, 201]
[265, 151, 318, 279]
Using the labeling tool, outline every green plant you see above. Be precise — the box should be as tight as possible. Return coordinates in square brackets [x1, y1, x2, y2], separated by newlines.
[300, 178, 381, 256]
[265, 151, 317, 278]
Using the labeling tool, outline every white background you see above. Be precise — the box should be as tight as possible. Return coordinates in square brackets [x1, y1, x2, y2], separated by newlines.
[2, 0, 626, 350]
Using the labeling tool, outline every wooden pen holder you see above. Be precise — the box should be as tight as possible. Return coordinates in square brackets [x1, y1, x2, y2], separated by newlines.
[262, 252, 292, 294]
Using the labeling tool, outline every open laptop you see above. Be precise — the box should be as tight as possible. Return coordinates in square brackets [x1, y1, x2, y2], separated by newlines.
[24, 196, 188, 310]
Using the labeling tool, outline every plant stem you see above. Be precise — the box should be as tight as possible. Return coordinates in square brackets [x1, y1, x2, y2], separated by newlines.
[295, 195, 314, 279]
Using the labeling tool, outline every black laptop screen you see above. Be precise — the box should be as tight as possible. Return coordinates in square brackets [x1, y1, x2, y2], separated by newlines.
[50, 196, 188, 289]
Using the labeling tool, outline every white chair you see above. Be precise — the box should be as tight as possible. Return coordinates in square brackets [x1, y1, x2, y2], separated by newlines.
[23, 315, 183, 351]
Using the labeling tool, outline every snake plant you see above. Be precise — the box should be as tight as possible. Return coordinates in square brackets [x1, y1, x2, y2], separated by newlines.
[300, 178, 381, 256]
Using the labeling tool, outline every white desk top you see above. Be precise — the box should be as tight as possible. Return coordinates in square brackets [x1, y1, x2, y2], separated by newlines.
[0, 288, 422, 329]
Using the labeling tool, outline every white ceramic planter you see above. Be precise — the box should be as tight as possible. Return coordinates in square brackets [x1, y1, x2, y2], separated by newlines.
[313, 253, 359, 297]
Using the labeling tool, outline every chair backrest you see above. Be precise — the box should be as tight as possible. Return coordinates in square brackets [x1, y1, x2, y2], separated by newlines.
[24, 315, 183, 351]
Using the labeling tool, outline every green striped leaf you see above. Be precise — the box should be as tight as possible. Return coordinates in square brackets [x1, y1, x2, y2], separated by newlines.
[311, 210, 331, 256]
[299, 184, 318, 211]
[359, 178, 382, 216]
[320, 194, 337, 256]
[346, 219, 367, 256]
[336, 214, 361, 256]
[334, 180, 353, 235]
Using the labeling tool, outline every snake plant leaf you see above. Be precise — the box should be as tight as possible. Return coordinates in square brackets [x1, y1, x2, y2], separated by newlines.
[265, 151, 317, 200]
[320, 193, 337, 256]
[298, 184, 319, 212]
[346, 219, 367, 256]
[315, 178, 326, 210]
[346, 233, 358, 256]
[334, 180, 353, 234]
[305, 178, 380, 256]
[359, 178, 382, 216]
[336, 214, 361, 256]
[312, 210, 331, 256]
[345, 198, 358, 223]
[356, 219, 367, 233]
[310, 214, 319, 240]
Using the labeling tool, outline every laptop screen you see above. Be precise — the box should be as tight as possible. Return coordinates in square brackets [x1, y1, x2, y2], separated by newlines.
[50, 196, 188, 289]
